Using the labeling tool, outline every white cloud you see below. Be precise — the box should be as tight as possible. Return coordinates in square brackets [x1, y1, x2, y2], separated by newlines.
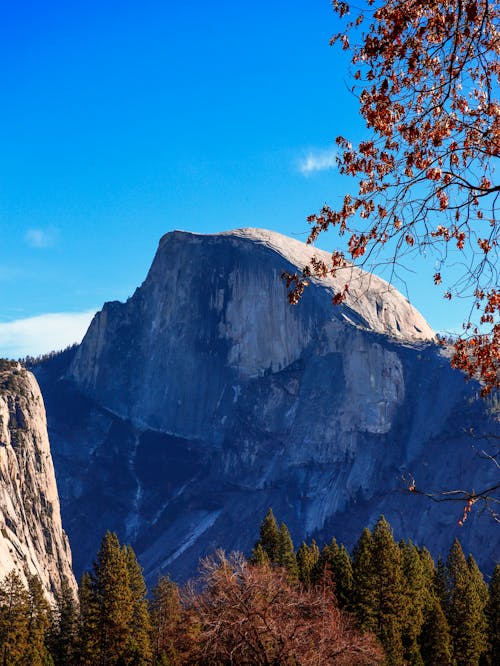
[298, 148, 337, 175]
[24, 227, 57, 248]
[0, 310, 96, 359]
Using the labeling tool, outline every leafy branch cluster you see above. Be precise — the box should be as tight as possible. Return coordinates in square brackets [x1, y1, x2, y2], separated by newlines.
[286, 0, 499, 394]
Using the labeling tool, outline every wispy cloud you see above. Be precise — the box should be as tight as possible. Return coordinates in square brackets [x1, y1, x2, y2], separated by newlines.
[0, 310, 96, 359]
[24, 227, 58, 248]
[298, 148, 337, 175]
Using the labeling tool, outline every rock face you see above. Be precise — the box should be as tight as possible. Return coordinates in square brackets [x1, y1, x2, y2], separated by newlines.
[34, 229, 499, 582]
[0, 361, 76, 600]
[69, 229, 433, 437]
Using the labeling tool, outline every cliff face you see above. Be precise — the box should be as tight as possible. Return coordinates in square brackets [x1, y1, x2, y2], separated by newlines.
[0, 361, 76, 600]
[68, 229, 433, 439]
[34, 229, 499, 582]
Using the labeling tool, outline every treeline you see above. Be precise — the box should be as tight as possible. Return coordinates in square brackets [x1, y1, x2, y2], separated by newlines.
[251, 512, 499, 666]
[19, 343, 78, 370]
[0, 513, 499, 665]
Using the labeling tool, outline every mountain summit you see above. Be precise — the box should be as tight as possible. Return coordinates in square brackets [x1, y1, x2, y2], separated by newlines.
[34, 229, 498, 581]
[68, 228, 433, 435]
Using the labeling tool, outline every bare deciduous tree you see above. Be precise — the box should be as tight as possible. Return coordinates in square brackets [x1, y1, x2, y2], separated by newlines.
[184, 550, 383, 665]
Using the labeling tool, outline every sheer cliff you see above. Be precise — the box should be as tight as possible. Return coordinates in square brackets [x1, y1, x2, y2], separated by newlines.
[34, 229, 499, 582]
[0, 361, 76, 600]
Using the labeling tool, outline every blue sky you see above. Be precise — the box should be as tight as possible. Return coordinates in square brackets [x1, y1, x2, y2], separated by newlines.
[0, 0, 467, 357]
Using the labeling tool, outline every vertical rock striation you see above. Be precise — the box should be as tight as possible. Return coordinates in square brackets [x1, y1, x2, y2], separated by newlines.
[0, 360, 76, 600]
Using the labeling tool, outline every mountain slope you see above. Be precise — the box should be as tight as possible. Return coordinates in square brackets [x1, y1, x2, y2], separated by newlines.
[34, 229, 499, 581]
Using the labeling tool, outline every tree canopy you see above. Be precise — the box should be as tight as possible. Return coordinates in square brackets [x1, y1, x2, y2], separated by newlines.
[0, 515, 497, 665]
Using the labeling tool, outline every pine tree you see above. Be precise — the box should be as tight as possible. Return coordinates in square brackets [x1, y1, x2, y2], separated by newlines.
[23, 574, 52, 666]
[417, 547, 453, 666]
[249, 543, 270, 567]
[315, 539, 353, 609]
[486, 564, 500, 665]
[150, 576, 182, 666]
[446, 539, 488, 666]
[370, 517, 405, 666]
[419, 547, 437, 602]
[351, 518, 406, 664]
[77, 572, 99, 666]
[277, 523, 298, 579]
[419, 595, 453, 666]
[400, 540, 426, 665]
[0, 570, 30, 666]
[49, 576, 77, 666]
[296, 540, 320, 588]
[94, 532, 134, 664]
[434, 556, 449, 612]
[80, 532, 136, 666]
[467, 554, 489, 664]
[123, 545, 152, 665]
[331, 541, 353, 610]
[468, 555, 489, 609]
[351, 527, 376, 632]
[253, 508, 280, 563]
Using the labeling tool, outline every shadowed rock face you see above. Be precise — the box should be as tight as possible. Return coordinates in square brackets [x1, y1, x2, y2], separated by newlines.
[0, 362, 76, 601]
[34, 229, 499, 582]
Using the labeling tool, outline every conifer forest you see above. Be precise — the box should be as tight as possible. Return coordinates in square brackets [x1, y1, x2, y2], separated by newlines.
[0, 511, 498, 665]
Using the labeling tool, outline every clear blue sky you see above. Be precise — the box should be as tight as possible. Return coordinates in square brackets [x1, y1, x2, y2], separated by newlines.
[0, 0, 467, 357]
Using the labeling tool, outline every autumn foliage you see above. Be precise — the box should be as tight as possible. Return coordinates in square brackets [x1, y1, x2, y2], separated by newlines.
[185, 550, 383, 666]
[286, 0, 499, 394]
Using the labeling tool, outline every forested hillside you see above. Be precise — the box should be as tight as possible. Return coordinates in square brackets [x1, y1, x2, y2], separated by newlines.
[1, 512, 497, 665]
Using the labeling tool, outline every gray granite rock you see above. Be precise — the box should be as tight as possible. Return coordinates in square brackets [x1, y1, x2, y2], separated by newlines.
[34, 229, 499, 582]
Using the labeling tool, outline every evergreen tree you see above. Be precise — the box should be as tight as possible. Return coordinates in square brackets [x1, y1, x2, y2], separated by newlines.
[123, 545, 152, 665]
[0, 570, 30, 666]
[77, 533, 153, 666]
[486, 564, 500, 665]
[249, 543, 270, 567]
[331, 541, 353, 610]
[314, 539, 353, 609]
[277, 523, 298, 579]
[419, 547, 437, 603]
[296, 540, 320, 588]
[351, 518, 405, 664]
[49, 576, 77, 666]
[150, 576, 182, 666]
[434, 556, 449, 612]
[418, 547, 453, 666]
[370, 517, 405, 666]
[419, 595, 453, 666]
[468, 555, 489, 609]
[77, 572, 99, 666]
[79, 532, 135, 666]
[351, 527, 376, 632]
[23, 574, 52, 666]
[467, 554, 489, 665]
[446, 538, 488, 666]
[400, 540, 426, 665]
[94, 532, 133, 664]
[253, 508, 280, 563]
